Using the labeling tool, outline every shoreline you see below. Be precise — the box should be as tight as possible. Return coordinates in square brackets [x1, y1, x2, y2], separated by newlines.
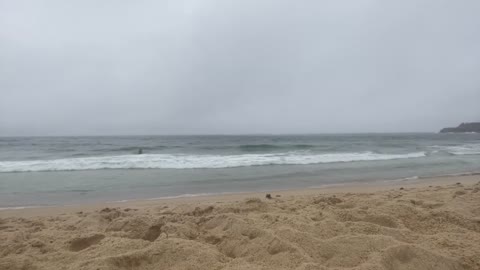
[2, 173, 478, 218]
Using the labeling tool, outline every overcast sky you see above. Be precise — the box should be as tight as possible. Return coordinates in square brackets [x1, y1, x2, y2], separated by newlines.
[1, 0, 479, 135]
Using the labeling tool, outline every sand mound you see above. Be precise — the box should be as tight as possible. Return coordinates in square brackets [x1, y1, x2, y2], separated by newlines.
[1, 181, 480, 269]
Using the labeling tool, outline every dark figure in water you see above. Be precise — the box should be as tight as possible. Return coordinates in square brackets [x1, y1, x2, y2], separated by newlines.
[138, 148, 143, 155]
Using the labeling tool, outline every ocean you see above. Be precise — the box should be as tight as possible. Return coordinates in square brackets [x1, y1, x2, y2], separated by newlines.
[1, 133, 479, 208]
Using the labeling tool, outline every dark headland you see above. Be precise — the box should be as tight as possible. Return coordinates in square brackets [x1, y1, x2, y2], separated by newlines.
[440, 122, 480, 133]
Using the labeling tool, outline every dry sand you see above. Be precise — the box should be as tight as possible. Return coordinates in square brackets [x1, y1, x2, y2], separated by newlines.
[1, 175, 480, 270]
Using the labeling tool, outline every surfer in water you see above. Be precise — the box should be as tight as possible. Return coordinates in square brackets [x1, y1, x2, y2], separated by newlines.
[138, 148, 143, 155]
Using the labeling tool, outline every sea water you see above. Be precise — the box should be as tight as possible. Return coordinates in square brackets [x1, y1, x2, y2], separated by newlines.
[1, 134, 479, 207]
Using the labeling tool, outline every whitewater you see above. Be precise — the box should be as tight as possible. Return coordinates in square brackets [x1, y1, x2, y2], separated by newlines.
[0, 151, 427, 172]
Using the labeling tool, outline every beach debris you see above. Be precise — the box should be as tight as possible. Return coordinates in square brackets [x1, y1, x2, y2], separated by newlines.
[400, 187, 404, 190]
[275, 194, 281, 197]
[265, 194, 272, 199]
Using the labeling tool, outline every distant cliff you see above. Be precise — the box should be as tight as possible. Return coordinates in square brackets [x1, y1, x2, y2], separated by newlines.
[440, 122, 480, 133]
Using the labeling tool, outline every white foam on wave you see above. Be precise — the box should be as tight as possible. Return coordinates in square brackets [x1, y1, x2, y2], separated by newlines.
[432, 143, 480, 156]
[0, 151, 427, 173]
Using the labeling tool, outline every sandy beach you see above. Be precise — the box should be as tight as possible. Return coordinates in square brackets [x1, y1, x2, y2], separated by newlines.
[3, 0, 480, 269]
[1, 175, 480, 270]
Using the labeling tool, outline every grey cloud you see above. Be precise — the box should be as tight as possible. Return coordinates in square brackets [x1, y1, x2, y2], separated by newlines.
[1, 0, 479, 135]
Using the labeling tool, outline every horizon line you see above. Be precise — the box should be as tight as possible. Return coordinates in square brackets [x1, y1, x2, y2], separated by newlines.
[0, 131, 441, 138]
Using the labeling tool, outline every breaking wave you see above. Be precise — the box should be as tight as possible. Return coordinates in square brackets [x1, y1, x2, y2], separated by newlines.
[0, 151, 426, 173]
[431, 143, 480, 156]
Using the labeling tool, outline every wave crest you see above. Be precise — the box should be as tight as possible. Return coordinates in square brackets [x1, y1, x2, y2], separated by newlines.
[0, 151, 426, 173]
